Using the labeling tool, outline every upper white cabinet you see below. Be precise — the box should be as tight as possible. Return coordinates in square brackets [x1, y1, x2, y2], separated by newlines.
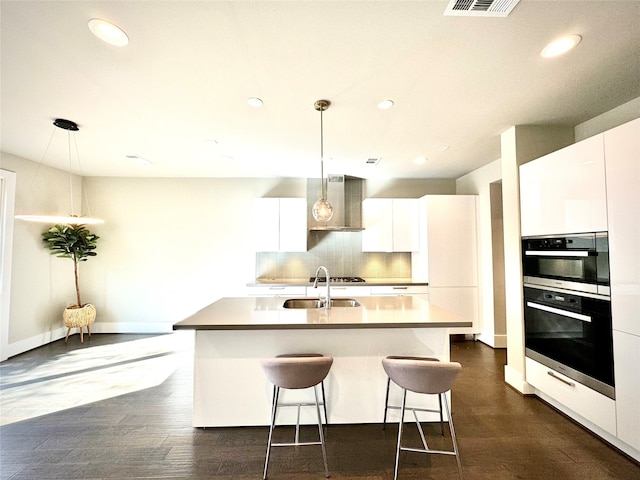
[604, 118, 640, 336]
[362, 198, 419, 252]
[252, 198, 307, 252]
[519, 134, 608, 236]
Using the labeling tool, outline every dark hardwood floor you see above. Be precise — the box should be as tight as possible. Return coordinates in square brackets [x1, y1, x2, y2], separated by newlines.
[1, 333, 638, 479]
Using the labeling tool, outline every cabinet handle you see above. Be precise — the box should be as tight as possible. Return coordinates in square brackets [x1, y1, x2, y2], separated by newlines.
[525, 250, 589, 257]
[269, 287, 285, 290]
[332, 287, 347, 290]
[393, 287, 408, 290]
[526, 301, 591, 323]
[547, 371, 575, 387]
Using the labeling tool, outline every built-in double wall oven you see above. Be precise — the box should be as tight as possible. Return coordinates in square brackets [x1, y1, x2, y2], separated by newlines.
[522, 232, 614, 399]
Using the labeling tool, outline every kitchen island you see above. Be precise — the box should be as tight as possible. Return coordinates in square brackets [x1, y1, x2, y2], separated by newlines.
[174, 295, 471, 427]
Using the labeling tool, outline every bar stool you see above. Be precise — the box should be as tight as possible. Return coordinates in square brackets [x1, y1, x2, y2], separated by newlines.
[382, 357, 463, 480]
[260, 355, 333, 479]
[382, 355, 444, 435]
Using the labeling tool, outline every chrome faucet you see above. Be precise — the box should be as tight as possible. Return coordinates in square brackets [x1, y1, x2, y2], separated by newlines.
[313, 266, 331, 308]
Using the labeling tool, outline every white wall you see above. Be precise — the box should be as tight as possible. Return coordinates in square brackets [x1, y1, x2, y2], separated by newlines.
[1, 153, 84, 354]
[576, 97, 640, 141]
[82, 176, 307, 333]
[365, 178, 455, 197]
[456, 159, 503, 346]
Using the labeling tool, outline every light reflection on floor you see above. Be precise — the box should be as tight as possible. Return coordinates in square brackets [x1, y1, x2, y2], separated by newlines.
[0, 332, 193, 425]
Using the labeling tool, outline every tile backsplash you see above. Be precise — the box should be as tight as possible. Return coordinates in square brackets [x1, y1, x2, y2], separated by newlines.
[255, 231, 411, 280]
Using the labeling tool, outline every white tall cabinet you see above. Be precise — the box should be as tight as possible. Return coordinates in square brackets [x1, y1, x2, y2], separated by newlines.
[362, 198, 419, 252]
[252, 198, 307, 252]
[519, 117, 640, 461]
[411, 195, 479, 334]
[604, 118, 640, 453]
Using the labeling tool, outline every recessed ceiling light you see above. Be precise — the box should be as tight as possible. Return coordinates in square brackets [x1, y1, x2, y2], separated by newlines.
[414, 157, 427, 165]
[88, 18, 129, 46]
[247, 97, 263, 107]
[541, 34, 582, 58]
[378, 100, 394, 110]
[439, 145, 450, 152]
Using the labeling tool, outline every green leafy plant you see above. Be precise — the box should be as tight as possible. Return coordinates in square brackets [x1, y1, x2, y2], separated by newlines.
[42, 224, 100, 308]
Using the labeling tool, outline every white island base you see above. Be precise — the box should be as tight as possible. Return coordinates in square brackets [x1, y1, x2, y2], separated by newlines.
[192, 327, 452, 427]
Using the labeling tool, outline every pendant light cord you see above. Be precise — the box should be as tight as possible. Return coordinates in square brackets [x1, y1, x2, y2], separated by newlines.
[67, 130, 75, 217]
[320, 106, 325, 200]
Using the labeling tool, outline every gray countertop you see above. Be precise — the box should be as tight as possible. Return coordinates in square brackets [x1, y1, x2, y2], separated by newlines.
[173, 296, 470, 331]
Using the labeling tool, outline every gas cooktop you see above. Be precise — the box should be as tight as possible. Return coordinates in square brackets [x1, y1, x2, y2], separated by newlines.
[310, 276, 366, 283]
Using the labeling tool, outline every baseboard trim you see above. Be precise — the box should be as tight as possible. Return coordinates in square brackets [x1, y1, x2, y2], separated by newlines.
[4, 322, 173, 360]
[475, 332, 507, 349]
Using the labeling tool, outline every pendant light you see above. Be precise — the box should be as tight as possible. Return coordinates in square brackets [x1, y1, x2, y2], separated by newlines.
[15, 119, 104, 226]
[312, 99, 334, 223]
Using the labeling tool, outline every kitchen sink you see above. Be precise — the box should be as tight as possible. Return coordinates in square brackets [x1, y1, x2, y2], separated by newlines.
[283, 298, 361, 309]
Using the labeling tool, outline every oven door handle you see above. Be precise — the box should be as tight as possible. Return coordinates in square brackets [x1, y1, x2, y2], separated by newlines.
[526, 301, 592, 323]
[525, 250, 590, 257]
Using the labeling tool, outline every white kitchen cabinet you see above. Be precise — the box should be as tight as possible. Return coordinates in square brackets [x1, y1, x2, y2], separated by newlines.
[246, 285, 307, 297]
[427, 287, 478, 334]
[604, 118, 640, 336]
[526, 357, 617, 436]
[411, 195, 479, 332]
[605, 119, 640, 454]
[369, 285, 428, 296]
[519, 134, 608, 236]
[613, 330, 640, 452]
[362, 198, 419, 252]
[411, 195, 478, 287]
[306, 285, 371, 297]
[252, 198, 307, 252]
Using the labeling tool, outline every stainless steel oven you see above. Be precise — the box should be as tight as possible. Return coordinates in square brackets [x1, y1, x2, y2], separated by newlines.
[522, 232, 610, 295]
[523, 284, 614, 399]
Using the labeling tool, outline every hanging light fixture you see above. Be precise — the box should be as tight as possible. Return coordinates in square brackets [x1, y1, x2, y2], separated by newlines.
[15, 119, 104, 226]
[312, 99, 334, 223]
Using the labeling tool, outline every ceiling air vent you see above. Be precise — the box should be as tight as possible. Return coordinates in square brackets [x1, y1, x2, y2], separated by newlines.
[366, 158, 381, 166]
[444, 0, 520, 17]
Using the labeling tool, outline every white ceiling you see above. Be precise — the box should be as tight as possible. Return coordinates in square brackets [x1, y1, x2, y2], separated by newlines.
[1, 1, 639, 180]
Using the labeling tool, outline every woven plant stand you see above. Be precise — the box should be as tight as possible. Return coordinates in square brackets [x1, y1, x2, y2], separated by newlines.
[63, 304, 96, 343]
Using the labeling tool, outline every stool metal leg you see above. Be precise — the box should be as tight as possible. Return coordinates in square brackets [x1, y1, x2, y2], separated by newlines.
[393, 388, 408, 480]
[314, 385, 329, 478]
[438, 394, 444, 436]
[385, 377, 444, 434]
[442, 392, 463, 480]
[383, 377, 391, 429]
[320, 380, 328, 427]
[263, 384, 329, 479]
[263, 385, 279, 480]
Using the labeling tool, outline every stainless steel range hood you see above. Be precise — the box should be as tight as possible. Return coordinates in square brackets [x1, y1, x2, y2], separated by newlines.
[307, 175, 364, 231]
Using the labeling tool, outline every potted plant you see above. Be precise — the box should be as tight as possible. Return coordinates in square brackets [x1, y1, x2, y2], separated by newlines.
[41, 223, 100, 342]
